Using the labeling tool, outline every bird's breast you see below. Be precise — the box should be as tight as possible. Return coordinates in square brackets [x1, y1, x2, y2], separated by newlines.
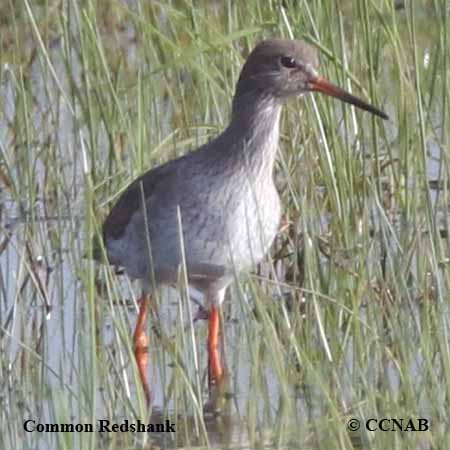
[183, 173, 281, 272]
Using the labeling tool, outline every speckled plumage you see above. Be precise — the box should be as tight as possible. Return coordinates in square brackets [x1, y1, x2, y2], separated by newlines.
[104, 96, 282, 298]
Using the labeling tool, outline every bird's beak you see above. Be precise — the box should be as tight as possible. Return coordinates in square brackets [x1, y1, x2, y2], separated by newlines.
[308, 76, 389, 120]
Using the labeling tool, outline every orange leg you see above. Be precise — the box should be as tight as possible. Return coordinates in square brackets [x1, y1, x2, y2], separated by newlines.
[207, 306, 223, 386]
[133, 295, 151, 404]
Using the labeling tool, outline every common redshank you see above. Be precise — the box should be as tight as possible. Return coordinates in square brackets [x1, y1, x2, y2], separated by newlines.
[98, 38, 388, 402]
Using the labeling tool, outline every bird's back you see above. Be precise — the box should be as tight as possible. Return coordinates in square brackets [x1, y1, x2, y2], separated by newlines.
[102, 136, 281, 290]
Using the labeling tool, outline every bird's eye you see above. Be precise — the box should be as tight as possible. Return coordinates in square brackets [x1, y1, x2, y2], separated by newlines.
[280, 56, 296, 68]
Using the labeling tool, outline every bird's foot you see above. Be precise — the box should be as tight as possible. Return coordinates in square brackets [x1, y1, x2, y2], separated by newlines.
[133, 296, 152, 405]
[207, 306, 223, 387]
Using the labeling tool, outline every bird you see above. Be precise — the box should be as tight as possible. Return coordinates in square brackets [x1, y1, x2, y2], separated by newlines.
[96, 38, 388, 403]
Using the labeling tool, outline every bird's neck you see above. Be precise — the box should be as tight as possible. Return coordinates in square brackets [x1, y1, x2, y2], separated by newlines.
[224, 92, 282, 175]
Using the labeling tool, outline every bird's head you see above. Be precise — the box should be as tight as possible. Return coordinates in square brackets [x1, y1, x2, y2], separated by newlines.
[235, 38, 388, 120]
